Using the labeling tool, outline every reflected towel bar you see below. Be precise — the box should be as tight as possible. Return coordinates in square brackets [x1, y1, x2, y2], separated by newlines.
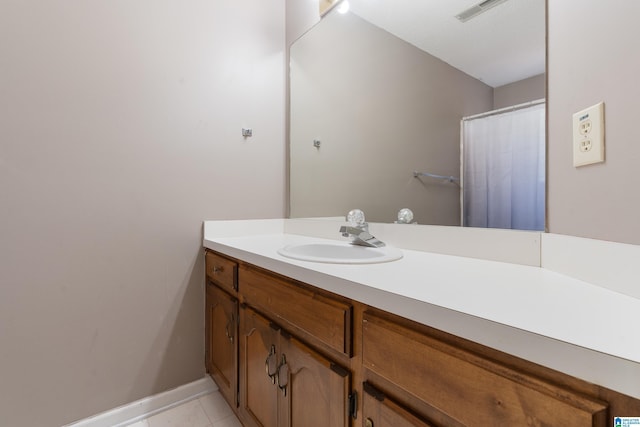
[413, 171, 460, 184]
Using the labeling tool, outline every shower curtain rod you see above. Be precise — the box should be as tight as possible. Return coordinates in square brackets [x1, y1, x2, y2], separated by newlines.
[462, 98, 545, 122]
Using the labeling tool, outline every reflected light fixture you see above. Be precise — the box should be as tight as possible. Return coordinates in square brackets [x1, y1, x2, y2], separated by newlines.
[456, 0, 510, 22]
[337, 0, 350, 14]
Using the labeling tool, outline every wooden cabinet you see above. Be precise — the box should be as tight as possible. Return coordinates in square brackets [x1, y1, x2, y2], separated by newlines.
[239, 264, 353, 356]
[205, 249, 640, 427]
[205, 251, 238, 294]
[362, 311, 609, 427]
[239, 305, 352, 427]
[203, 253, 355, 427]
[205, 251, 238, 408]
[278, 331, 352, 427]
[362, 382, 435, 427]
[205, 282, 238, 408]
[238, 306, 279, 427]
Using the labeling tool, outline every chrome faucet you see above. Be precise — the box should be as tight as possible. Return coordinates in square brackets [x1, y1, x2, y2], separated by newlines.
[339, 209, 386, 248]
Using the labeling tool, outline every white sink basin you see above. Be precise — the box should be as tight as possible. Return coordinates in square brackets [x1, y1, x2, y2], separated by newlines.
[277, 242, 403, 264]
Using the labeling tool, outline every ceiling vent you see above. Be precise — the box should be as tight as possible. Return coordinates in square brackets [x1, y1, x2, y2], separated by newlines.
[455, 0, 510, 22]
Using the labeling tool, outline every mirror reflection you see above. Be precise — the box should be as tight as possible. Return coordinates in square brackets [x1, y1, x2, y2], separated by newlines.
[289, 0, 546, 229]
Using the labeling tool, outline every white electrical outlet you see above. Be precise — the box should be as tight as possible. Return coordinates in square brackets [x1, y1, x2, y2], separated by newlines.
[573, 102, 605, 167]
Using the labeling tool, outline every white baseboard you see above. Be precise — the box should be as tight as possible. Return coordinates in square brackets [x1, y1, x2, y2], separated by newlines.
[65, 376, 218, 427]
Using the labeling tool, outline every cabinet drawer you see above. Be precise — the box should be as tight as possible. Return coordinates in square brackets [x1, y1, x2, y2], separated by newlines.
[362, 312, 608, 427]
[239, 265, 352, 356]
[205, 251, 238, 293]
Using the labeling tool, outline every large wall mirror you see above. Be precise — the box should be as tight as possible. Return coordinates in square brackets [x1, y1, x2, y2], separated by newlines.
[289, 0, 546, 229]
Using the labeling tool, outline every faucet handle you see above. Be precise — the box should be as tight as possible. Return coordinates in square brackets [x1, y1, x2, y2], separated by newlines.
[346, 209, 366, 227]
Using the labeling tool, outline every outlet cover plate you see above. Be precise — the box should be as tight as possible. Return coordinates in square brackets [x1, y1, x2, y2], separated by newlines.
[573, 102, 605, 167]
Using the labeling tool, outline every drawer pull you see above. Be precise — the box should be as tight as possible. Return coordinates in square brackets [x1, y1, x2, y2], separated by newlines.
[265, 345, 278, 384]
[212, 266, 224, 274]
[277, 354, 289, 397]
[365, 418, 374, 427]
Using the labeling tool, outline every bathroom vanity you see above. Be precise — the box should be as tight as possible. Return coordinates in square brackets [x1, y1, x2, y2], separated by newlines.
[203, 219, 640, 427]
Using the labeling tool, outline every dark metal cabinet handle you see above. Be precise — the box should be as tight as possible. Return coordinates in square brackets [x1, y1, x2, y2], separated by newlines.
[224, 320, 233, 342]
[265, 345, 277, 384]
[277, 354, 289, 397]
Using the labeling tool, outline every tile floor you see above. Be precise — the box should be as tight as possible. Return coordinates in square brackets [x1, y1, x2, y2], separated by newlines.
[127, 391, 242, 427]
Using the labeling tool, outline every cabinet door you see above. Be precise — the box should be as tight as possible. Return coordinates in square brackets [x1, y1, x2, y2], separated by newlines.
[239, 306, 280, 427]
[206, 284, 238, 407]
[362, 382, 435, 427]
[278, 334, 352, 427]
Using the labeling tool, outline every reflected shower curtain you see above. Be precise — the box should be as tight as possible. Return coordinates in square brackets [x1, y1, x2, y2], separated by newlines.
[462, 103, 545, 231]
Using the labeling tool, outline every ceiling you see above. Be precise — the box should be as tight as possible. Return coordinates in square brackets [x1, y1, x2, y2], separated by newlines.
[347, 0, 545, 88]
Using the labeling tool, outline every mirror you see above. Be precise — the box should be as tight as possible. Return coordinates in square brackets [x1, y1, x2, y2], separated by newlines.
[289, 0, 546, 227]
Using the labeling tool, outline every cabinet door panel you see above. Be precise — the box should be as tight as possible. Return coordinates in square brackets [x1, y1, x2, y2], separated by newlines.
[280, 335, 351, 427]
[239, 306, 279, 427]
[206, 284, 237, 407]
[363, 312, 608, 427]
[362, 382, 435, 427]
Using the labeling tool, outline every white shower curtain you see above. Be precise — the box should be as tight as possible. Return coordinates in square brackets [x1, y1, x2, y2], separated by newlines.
[462, 102, 545, 231]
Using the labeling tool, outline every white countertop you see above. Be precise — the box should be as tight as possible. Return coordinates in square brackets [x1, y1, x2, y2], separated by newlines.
[203, 219, 640, 398]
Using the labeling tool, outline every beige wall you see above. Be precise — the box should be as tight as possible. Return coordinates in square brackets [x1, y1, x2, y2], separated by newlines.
[0, 1, 285, 426]
[289, 12, 493, 224]
[4, 0, 635, 423]
[547, 1, 640, 244]
[494, 74, 545, 110]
